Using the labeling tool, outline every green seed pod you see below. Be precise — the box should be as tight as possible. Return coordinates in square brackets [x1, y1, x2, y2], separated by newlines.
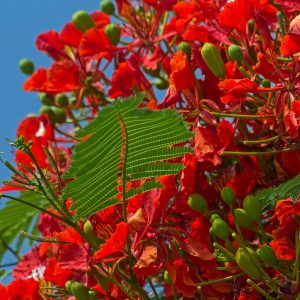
[210, 214, 222, 223]
[52, 107, 67, 124]
[228, 45, 244, 62]
[65, 280, 76, 294]
[19, 58, 35, 75]
[243, 195, 262, 222]
[39, 105, 52, 115]
[188, 193, 208, 213]
[178, 41, 191, 59]
[39, 93, 54, 106]
[56, 93, 69, 108]
[212, 219, 230, 241]
[209, 226, 215, 236]
[83, 220, 99, 249]
[256, 245, 279, 267]
[71, 282, 90, 300]
[88, 290, 98, 300]
[201, 43, 225, 79]
[261, 79, 271, 88]
[233, 208, 253, 230]
[104, 23, 121, 45]
[163, 271, 172, 284]
[235, 247, 263, 280]
[100, 0, 115, 15]
[221, 186, 235, 207]
[248, 19, 255, 33]
[72, 11, 95, 32]
[154, 78, 168, 90]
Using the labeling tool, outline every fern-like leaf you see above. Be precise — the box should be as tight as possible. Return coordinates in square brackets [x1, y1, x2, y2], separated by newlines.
[256, 175, 300, 210]
[63, 94, 193, 220]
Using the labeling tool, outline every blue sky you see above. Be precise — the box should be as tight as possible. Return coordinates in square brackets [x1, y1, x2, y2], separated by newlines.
[0, 0, 99, 283]
[0, 0, 98, 179]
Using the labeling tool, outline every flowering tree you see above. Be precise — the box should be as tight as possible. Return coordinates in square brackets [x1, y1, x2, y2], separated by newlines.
[1, 0, 300, 299]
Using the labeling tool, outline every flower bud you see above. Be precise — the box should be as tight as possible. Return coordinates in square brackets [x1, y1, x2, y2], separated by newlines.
[188, 193, 208, 213]
[39, 93, 54, 106]
[178, 42, 191, 59]
[104, 23, 121, 45]
[212, 219, 230, 241]
[261, 79, 271, 88]
[243, 195, 261, 222]
[19, 58, 35, 75]
[235, 247, 263, 280]
[221, 186, 235, 207]
[248, 19, 255, 33]
[52, 107, 67, 124]
[228, 45, 243, 62]
[256, 245, 279, 267]
[201, 43, 225, 79]
[100, 0, 115, 15]
[71, 282, 90, 300]
[234, 208, 253, 230]
[65, 280, 75, 294]
[56, 93, 69, 108]
[88, 291, 98, 300]
[83, 220, 100, 249]
[210, 214, 221, 223]
[72, 11, 95, 32]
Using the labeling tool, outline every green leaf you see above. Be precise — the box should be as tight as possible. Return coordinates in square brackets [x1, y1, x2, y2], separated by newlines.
[63, 94, 193, 220]
[256, 175, 300, 211]
[0, 191, 46, 262]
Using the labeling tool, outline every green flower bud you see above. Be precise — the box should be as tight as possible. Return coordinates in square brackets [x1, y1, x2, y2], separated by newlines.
[71, 282, 90, 300]
[261, 79, 271, 88]
[234, 208, 253, 230]
[248, 19, 255, 33]
[201, 43, 225, 79]
[72, 11, 95, 32]
[228, 45, 244, 62]
[39, 93, 54, 106]
[188, 193, 208, 213]
[65, 280, 76, 294]
[52, 107, 67, 124]
[100, 0, 115, 15]
[163, 271, 172, 284]
[210, 214, 222, 223]
[83, 220, 100, 249]
[236, 247, 263, 280]
[256, 245, 279, 267]
[212, 219, 230, 241]
[104, 23, 121, 45]
[178, 41, 191, 59]
[209, 227, 215, 236]
[19, 58, 34, 75]
[221, 186, 235, 207]
[88, 290, 98, 300]
[56, 93, 69, 107]
[243, 195, 262, 222]
[154, 78, 168, 90]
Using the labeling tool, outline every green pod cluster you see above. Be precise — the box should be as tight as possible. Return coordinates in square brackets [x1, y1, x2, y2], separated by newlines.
[243, 195, 262, 222]
[88, 291, 99, 300]
[72, 11, 95, 32]
[235, 247, 263, 280]
[83, 220, 100, 249]
[188, 193, 208, 213]
[56, 93, 69, 108]
[201, 43, 225, 79]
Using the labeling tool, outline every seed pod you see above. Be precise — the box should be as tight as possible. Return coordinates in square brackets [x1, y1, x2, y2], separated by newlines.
[228, 45, 244, 62]
[104, 23, 121, 45]
[178, 42, 191, 59]
[212, 219, 230, 241]
[56, 93, 69, 108]
[83, 220, 99, 249]
[88, 291, 98, 300]
[100, 0, 115, 15]
[235, 247, 263, 280]
[248, 19, 255, 33]
[19, 58, 35, 75]
[71, 282, 90, 300]
[234, 208, 253, 230]
[65, 280, 76, 294]
[261, 79, 271, 88]
[257, 245, 279, 267]
[210, 214, 222, 223]
[163, 271, 172, 284]
[39, 93, 54, 106]
[201, 43, 225, 79]
[72, 11, 95, 32]
[188, 194, 208, 213]
[52, 107, 67, 124]
[221, 186, 235, 207]
[243, 195, 262, 222]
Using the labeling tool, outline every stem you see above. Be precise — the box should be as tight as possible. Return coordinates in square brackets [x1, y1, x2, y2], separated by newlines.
[0, 237, 20, 261]
[242, 134, 281, 145]
[213, 242, 236, 261]
[0, 262, 18, 268]
[197, 273, 244, 287]
[292, 228, 300, 281]
[222, 147, 293, 156]
[246, 279, 276, 300]
[147, 278, 160, 300]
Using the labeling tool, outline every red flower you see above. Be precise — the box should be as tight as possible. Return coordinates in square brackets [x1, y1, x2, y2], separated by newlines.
[6, 279, 40, 300]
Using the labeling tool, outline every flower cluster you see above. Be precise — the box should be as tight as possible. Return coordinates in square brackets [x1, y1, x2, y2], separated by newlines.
[1, 0, 300, 299]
